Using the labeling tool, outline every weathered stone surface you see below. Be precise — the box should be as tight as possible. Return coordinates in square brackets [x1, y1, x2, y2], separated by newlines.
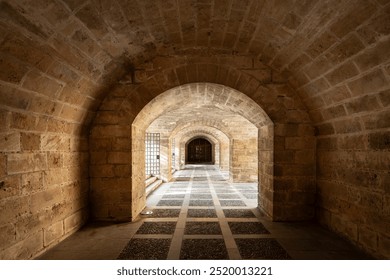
[7, 153, 47, 174]
[64, 210, 87, 234]
[325, 62, 359, 86]
[20, 133, 41, 151]
[0, 0, 389, 261]
[0, 54, 29, 84]
[368, 131, 390, 150]
[22, 70, 63, 97]
[43, 221, 64, 247]
[0, 133, 21, 152]
[378, 234, 390, 259]
[348, 69, 388, 97]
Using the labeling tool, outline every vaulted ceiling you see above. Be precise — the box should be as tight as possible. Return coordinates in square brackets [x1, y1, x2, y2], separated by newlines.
[0, 0, 389, 132]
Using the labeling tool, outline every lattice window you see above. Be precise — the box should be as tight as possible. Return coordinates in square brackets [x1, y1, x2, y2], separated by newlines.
[145, 133, 160, 176]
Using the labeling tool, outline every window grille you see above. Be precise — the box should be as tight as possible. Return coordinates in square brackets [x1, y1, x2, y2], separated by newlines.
[145, 133, 160, 176]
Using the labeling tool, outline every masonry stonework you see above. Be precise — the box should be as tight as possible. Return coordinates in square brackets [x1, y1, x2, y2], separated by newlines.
[0, 0, 388, 259]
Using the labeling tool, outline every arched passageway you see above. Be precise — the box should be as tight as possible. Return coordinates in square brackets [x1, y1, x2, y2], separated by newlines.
[186, 138, 213, 164]
[0, 0, 389, 261]
[90, 80, 316, 226]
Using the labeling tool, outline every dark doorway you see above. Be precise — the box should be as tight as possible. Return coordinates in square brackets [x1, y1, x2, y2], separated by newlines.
[186, 138, 213, 164]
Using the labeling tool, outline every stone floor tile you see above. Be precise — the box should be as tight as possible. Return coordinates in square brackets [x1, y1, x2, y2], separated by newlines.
[184, 222, 222, 235]
[229, 222, 270, 234]
[189, 200, 214, 206]
[180, 239, 229, 259]
[223, 209, 256, 218]
[220, 200, 246, 206]
[190, 194, 213, 199]
[187, 209, 217, 218]
[157, 200, 184, 206]
[118, 238, 171, 260]
[217, 194, 241, 199]
[148, 209, 181, 218]
[162, 194, 186, 199]
[37, 165, 374, 261]
[136, 222, 177, 234]
[235, 238, 291, 259]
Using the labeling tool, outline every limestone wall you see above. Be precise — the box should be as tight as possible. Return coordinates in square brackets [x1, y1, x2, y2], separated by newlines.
[2, 0, 388, 259]
[283, 4, 390, 259]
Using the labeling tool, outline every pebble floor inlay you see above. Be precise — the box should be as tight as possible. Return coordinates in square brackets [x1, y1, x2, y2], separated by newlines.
[136, 222, 177, 234]
[190, 194, 213, 199]
[187, 209, 218, 218]
[189, 200, 214, 206]
[38, 165, 371, 260]
[149, 209, 181, 218]
[180, 239, 229, 259]
[37, 165, 374, 260]
[242, 193, 258, 199]
[157, 200, 184, 206]
[117, 238, 171, 260]
[184, 222, 222, 235]
[223, 209, 256, 218]
[162, 194, 185, 199]
[229, 222, 270, 234]
[235, 239, 291, 259]
[220, 200, 246, 206]
[217, 194, 241, 199]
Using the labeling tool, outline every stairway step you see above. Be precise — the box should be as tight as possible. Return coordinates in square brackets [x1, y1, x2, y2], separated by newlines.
[145, 176, 157, 186]
[146, 179, 163, 197]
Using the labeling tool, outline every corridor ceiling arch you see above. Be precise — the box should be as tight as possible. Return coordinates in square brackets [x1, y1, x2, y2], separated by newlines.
[133, 83, 272, 130]
[1, 0, 388, 260]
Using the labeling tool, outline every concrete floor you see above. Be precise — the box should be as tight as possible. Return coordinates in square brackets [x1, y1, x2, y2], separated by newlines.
[38, 165, 372, 260]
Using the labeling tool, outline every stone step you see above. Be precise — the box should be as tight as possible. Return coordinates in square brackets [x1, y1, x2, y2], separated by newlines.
[146, 179, 163, 197]
[145, 176, 157, 186]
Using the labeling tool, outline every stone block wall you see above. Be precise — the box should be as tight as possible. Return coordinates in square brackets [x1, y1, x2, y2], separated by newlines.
[273, 123, 316, 220]
[89, 118, 134, 221]
[90, 60, 315, 224]
[0, 20, 99, 260]
[231, 137, 258, 182]
[281, 3, 390, 258]
[1, 0, 388, 260]
[258, 125, 274, 218]
[0, 102, 89, 259]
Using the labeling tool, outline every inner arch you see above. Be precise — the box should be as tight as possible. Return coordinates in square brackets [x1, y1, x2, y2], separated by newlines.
[131, 82, 273, 220]
[186, 137, 213, 164]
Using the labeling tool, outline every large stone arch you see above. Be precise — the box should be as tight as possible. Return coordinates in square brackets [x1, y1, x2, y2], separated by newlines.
[129, 83, 262, 217]
[90, 61, 315, 222]
[0, 0, 388, 259]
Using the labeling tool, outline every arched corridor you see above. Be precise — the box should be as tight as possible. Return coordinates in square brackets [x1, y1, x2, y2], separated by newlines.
[186, 138, 213, 164]
[0, 0, 389, 261]
[39, 165, 370, 260]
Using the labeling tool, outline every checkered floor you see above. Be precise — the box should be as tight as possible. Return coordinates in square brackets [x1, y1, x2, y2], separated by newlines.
[38, 165, 372, 260]
[118, 165, 286, 260]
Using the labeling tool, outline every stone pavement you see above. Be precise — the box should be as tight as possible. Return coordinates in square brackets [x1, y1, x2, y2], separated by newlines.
[38, 165, 371, 260]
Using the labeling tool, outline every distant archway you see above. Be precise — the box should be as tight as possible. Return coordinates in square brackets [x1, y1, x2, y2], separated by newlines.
[186, 137, 213, 164]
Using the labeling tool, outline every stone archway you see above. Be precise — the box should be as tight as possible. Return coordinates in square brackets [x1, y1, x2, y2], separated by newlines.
[186, 137, 213, 164]
[90, 72, 316, 223]
[175, 127, 230, 172]
[129, 83, 267, 219]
